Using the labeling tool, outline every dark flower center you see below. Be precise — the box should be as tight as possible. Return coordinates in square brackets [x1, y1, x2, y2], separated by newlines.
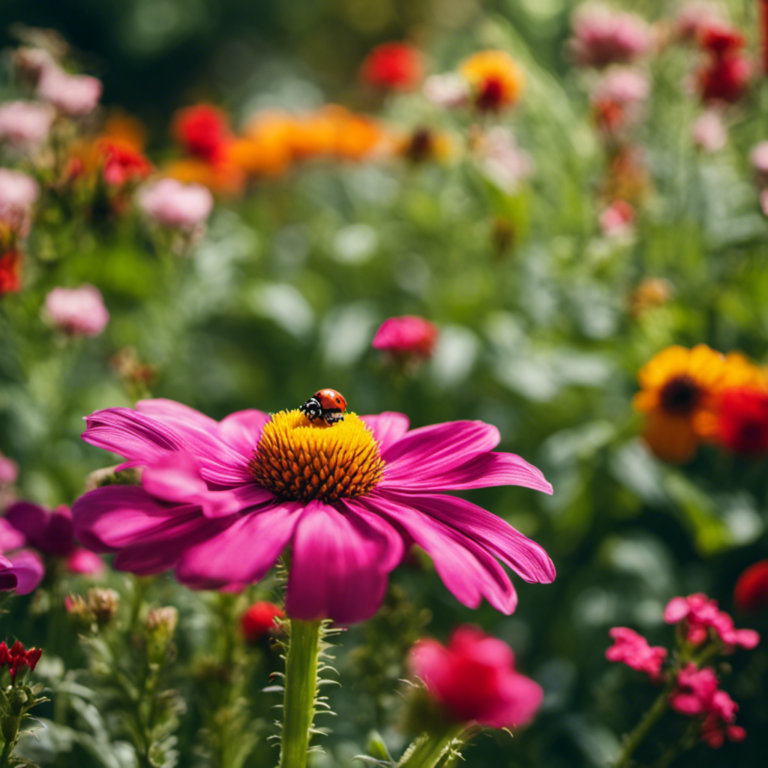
[659, 375, 701, 415]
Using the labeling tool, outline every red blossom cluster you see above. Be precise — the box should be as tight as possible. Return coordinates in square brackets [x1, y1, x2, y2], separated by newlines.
[240, 601, 284, 643]
[359, 42, 424, 92]
[695, 22, 751, 104]
[0, 640, 42, 680]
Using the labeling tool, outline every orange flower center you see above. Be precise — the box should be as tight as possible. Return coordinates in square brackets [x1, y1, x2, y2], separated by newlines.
[249, 409, 384, 503]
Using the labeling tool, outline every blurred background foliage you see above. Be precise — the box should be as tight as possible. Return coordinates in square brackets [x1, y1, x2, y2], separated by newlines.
[1, 0, 767, 766]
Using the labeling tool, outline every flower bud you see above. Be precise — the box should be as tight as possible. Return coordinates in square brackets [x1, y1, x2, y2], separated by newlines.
[87, 588, 119, 627]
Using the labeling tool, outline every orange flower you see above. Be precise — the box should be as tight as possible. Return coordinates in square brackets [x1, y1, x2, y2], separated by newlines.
[163, 156, 245, 197]
[230, 111, 295, 177]
[634, 345, 765, 462]
[459, 51, 524, 111]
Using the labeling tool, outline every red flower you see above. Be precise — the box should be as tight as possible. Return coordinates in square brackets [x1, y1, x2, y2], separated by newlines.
[0, 640, 42, 679]
[699, 24, 746, 55]
[761, 0, 768, 75]
[240, 601, 284, 643]
[0, 250, 21, 294]
[98, 140, 152, 186]
[409, 625, 542, 728]
[734, 560, 768, 613]
[172, 104, 232, 163]
[698, 52, 751, 103]
[359, 43, 424, 92]
[717, 387, 768, 455]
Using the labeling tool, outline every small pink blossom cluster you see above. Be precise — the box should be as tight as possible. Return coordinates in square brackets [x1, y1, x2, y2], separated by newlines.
[0, 168, 40, 238]
[137, 178, 214, 231]
[36, 65, 102, 117]
[670, 664, 745, 748]
[568, 4, 652, 69]
[664, 593, 760, 651]
[372, 315, 439, 363]
[43, 285, 110, 337]
[591, 68, 649, 136]
[0, 101, 54, 152]
[605, 627, 667, 682]
[0, 454, 18, 488]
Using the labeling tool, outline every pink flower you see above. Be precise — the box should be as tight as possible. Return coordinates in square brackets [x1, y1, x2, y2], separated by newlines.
[5, 502, 75, 557]
[700, 690, 747, 748]
[410, 625, 543, 728]
[593, 67, 650, 106]
[36, 66, 102, 117]
[605, 627, 667, 682]
[0, 519, 44, 595]
[599, 200, 635, 237]
[692, 110, 727, 152]
[0, 101, 54, 151]
[476, 128, 534, 193]
[65, 547, 105, 575]
[675, 2, 726, 42]
[0, 454, 18, 487]
[423, 74, 470, 108]
[44, 285, 109, 337]
[669, 663, 719, 715]
[138, 178, 214, 230]
[72, 398, 555, 625]
[0, 169, 39, 237]
[372, 316, 439, 361]
[664, 593, 760, 651]
[569, 4, 652, 68]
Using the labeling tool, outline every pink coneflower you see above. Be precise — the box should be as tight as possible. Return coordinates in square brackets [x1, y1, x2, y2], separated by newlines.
[410, 625, 543, 728]
[605, 627, 667, 682]
[44, 285, 109, 337]
[569, 4, 652, 69]
[372, 316, 439, 362]
[138, 178, 214, 230]
[36, 66, 102, 117]
[692, 110, 727, 152]
[72, 398, 555, 624]
[0, 169, 39, 237]
[0, 101, 54, 151]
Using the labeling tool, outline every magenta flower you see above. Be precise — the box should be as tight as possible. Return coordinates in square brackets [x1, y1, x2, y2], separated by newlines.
[0, 101, 54, 152]
[44, 285, 110, 337]
[0, 169, 39, 237]
[0, 519, 43, 595]
[605, 627, 667, 682]
[664, 593, 760, 651]
[72, 398, 555, 624]
[700, 690, 746, 748]
[36, 66, 102, 116]
[409, 625, 542, 728]
[669, 663, 719, 716]
[4, 502, 104, 575]
[568, 4, 651, 69]
[372, 316, 439, 361]
[137, 178, 214, 231]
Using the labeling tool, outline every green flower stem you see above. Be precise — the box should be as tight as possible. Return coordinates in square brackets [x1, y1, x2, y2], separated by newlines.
[278, 619, 323, 768]
[397, 727, 467, 768]
[613, 684, 673, 768]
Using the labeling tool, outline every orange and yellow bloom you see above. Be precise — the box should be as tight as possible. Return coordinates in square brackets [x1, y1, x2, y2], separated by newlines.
[460, 50, 524, 112]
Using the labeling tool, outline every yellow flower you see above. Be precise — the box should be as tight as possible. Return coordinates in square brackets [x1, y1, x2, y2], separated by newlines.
[633, 345, 764, 462]
[459, 50, 524, 111]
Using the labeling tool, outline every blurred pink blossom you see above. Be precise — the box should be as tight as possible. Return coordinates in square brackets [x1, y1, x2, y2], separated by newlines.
[410, 625, 543, 728]
[669, 663, 719, 715]
[477, 127, 534, 193]
[0, 455, 18, 487]
[0, 169, 40, 236]
[0, 101, 54, 151]
[372, 315, 439, 360]
[138, 178, 214, 230]
[675, 1, 726, 42]
[423, 73, 470, 108]
[37, 66, 102, 116]
[605, 627, 667, 682]
[65, 547, 105, 575]
[692, 110, 727, 152]
[569, 4, 652, 68]
[593, 67, 650, 105]
[599, 200, 635, 237]
[44, 285, 110, 337]
[701, 690, 747, 747]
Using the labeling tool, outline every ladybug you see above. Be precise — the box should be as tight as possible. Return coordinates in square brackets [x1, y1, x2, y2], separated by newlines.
[299, 388, 347, 425]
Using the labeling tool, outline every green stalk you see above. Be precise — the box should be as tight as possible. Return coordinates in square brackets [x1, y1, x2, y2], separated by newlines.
[613, 684, 673, 768]
[397, 727, 466, 768]
[278, 619, 323, 768]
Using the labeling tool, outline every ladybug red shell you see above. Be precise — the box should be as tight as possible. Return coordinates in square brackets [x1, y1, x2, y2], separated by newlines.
[299, 388, 347, 425]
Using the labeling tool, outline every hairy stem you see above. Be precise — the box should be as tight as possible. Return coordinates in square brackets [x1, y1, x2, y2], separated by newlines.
[278, 619, 323, 768]
[397, 727, 466, 768]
